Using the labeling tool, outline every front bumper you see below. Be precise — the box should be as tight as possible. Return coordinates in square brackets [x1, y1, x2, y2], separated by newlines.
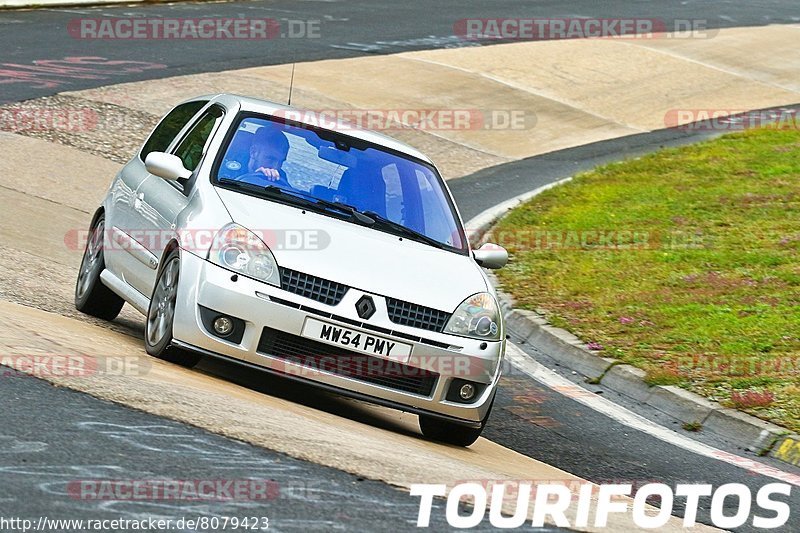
[172, 251, 504, 425]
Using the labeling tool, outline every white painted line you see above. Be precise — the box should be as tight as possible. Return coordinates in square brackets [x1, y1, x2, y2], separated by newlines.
[506, 342, 800, 487]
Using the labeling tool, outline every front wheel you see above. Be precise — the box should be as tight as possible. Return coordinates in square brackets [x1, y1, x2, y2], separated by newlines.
[419, 398, 494, 447]
[144, 250, 201, 368]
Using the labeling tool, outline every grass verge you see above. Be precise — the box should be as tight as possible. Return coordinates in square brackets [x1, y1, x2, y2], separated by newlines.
[493, 127, 800, 432]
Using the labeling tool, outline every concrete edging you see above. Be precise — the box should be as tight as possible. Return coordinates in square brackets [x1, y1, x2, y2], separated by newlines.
[466, 180, 791, 460]
[771, 435, 800, 467]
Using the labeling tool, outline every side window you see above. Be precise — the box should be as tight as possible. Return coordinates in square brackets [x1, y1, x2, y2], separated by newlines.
[173, 106, 224, 172]
[140, 101, 206, 161]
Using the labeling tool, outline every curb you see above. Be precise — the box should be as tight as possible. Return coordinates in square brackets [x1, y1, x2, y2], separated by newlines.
[771, 435, 800, 467]
[467, 181, 792, 462]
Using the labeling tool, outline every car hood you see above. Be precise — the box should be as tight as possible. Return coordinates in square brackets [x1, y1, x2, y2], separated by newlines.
[214, 187, 487, 311]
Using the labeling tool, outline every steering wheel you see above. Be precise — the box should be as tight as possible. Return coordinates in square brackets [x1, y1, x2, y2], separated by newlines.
[235, 171, 291, 188]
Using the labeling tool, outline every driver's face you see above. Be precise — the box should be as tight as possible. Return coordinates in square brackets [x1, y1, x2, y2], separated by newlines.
[249, 143, 285, 171]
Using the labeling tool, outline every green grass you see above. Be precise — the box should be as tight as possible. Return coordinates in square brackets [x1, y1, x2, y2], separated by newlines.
[494, 127, 800, 432]
[682, 421, 703, 432]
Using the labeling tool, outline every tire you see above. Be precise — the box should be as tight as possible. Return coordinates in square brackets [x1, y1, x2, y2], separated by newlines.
[419, 397, 495, 447]
[75, 214, 125, 321]
[144, 250, 201, 368]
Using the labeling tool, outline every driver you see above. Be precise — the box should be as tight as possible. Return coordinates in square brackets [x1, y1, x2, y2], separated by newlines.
[239, 126, 290, 184]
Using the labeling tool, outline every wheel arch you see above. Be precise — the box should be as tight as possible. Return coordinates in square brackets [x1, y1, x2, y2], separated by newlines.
[155, 239, 181, 278]
[88, 206, 105, 230]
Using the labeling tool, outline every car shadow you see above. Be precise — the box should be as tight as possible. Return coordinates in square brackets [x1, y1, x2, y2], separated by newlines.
[190, 349, 421, 439]
[108, 312, 422, 440]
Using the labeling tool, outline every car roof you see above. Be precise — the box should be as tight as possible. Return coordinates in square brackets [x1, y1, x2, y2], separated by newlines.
[202, 93, 434, 165]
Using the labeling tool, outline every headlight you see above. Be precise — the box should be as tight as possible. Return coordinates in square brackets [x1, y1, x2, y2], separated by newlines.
[208, 223, 280, 287]
[444, 292, 502, 340]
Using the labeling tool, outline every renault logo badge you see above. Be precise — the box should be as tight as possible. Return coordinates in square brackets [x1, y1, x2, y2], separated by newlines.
[355, 295, 376, 319]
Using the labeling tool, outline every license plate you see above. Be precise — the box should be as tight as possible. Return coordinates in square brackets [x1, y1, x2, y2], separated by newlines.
[301, 318, 412, 362]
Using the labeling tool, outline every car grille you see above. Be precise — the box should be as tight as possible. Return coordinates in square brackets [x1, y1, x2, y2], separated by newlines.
[280, 267, 349, 306]
[257, 327, 439, 397]
[385, 297, 451, 332]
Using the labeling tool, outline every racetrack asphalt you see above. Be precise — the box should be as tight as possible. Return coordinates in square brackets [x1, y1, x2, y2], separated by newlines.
[0, 371, 567, 532]
[2, 0, 800, 105]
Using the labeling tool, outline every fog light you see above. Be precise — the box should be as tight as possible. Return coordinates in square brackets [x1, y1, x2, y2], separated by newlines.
[459, 383, 476, 401]
[213, 316, 234, 337]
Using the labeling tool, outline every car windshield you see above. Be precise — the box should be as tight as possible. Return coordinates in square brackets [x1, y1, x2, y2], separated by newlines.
[214, 116, 466, 252]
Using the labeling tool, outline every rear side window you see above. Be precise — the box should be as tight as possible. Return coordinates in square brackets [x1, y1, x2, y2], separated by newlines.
[140, 101, 207, 161]
[173, 106, 224, 172]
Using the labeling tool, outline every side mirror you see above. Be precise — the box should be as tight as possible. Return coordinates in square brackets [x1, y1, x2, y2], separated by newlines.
[473, 243, 508, 269]
[145, 152, 192, 181]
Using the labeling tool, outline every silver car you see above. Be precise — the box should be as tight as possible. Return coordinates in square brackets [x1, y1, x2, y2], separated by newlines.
[75, 94, 508, 446]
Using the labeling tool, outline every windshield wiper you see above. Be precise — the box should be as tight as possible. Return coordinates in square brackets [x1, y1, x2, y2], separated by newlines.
[218, 179, 322, 210]
[362, 211, 449, 250]
[263, 186, 376, 225]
